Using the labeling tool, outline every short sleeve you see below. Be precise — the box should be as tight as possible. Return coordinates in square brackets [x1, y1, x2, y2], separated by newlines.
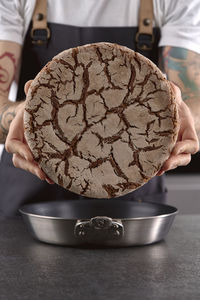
[0, 0, 24, 45]
[159, 0, 200, 54]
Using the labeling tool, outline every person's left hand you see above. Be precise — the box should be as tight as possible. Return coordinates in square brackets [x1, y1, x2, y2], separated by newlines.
[156, 82, 199, 176]
[5, 80, 54, 184]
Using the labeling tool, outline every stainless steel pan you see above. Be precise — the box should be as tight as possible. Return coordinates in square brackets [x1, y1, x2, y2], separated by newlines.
[19, 200, 178, 247]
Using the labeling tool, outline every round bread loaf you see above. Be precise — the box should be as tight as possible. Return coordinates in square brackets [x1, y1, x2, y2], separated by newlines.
[24, 42, 179, 198]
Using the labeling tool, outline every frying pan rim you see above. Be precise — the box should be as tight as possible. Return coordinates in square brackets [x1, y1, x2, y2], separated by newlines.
[19, 200, 178, 221]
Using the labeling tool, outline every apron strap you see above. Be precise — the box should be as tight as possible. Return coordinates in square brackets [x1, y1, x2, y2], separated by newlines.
[136, 0, 154, 51]
[31, 0, 50, 45]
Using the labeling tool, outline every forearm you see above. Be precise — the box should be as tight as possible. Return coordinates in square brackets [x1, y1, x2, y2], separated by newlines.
[0, 98, 24, 143]
[159, 46, 200, 142]
[0, 40, 22, 143]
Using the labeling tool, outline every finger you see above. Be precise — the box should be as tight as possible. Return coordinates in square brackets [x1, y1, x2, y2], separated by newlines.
[170, 81, 180, 93]
[181, 116, 199, 145]
[161, 153, 191, 172]
[5, 139, 34, 161]
[156, 170, 165, 176]
[24, 80, 33, 95]
[5, 106, 34, 161]
[45, 177, 54, 184]
[172, 140, 199, 156]
[12, 153, 46, 180]
[168, 81, 182, 104]
[177, 101, 199, 148]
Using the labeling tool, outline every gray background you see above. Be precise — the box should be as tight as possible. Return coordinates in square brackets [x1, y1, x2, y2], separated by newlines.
[166, 174, 200, 214]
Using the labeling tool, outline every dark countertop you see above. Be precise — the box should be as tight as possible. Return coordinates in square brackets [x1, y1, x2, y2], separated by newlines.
[0, 215, 200, 300]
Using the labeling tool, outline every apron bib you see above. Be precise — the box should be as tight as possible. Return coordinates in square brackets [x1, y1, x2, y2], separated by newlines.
[0, 20, 167, 217]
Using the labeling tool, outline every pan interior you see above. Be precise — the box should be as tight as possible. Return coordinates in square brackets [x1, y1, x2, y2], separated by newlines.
[20, 200, 177, 219]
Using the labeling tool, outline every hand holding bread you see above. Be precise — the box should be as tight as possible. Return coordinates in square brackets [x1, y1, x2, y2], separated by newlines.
[5, 43, 199, 197]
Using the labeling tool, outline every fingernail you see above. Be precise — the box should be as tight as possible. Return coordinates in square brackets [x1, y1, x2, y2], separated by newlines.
[159, 171, 164, 176]
[36, 171, 44, 180]
[46, 178, 52, 184]
[46, 177, 54, 184]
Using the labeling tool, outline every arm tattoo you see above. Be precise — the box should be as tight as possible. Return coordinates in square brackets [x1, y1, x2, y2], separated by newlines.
[0, 51, 18, 143]
[161, 47, 200, 101]
[0, 52, 17, 93]
[0, 104, 17, 143]
[160, 47, 200, 141]
[0, 105, 15, 133]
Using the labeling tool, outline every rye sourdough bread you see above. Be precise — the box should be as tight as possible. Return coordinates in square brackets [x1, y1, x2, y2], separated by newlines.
[24, 42, 179, 198]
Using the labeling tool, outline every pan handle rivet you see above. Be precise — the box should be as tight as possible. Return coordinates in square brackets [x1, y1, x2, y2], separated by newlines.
[79, 230, 86, 236]
[114, 230, 120, 236]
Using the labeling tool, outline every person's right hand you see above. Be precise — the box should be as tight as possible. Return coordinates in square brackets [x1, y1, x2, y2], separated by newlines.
[5, 80, 54, 184]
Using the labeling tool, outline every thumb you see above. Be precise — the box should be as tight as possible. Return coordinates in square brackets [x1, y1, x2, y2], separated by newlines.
[24, 80, 33, 95]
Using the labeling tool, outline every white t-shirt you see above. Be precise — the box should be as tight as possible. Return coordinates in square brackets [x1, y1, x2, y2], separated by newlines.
[0, 0, 200, 53]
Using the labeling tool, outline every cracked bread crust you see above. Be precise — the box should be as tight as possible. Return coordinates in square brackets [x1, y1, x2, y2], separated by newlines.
[24, 42, 179, 198]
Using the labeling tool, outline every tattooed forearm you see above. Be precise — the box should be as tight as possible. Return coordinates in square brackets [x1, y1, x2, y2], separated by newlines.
[0, 42, 22, 143]
[160, 46, 200, 141]
[0, 104, 15, 131]
[0, 52, 17, 94]
[161, 47, 200, 101]
[0, 103, 19, 143]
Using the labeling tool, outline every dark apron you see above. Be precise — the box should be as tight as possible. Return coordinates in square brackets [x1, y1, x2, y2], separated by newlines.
[0, 23, 167, 218]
